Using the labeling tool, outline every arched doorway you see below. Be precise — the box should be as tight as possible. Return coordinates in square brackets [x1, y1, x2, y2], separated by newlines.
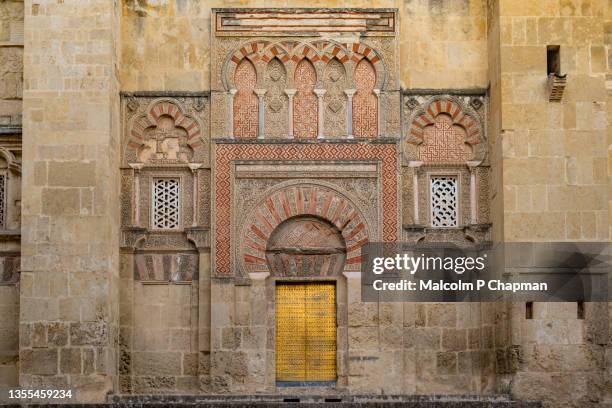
[268, 216, 346, 387]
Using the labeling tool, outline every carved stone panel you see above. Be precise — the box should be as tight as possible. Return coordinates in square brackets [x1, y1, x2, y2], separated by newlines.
[323, 58, 347, 138]
[122, 95, 209, 167]
[418, 114, 472, 163]
[264, 58, 288, 138]
[233, 59, 258, 138]
[134, 252, 198, 282]
[403, 95, 486, 164]
[353, 59, 377, 138]
[294, 59, 318, 139]
[266, 216, 346, 278]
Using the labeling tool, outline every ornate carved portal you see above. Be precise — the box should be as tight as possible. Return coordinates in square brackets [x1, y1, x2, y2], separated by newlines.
[266, 216, 346, 277]
[353, 59, 377, 138]
[293, 59, 318, 139]
[233, 59, 258, 138]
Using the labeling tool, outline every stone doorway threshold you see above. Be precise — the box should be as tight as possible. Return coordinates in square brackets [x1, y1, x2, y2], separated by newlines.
[3, 395, 543, 407]
[106, 394, 540, 407]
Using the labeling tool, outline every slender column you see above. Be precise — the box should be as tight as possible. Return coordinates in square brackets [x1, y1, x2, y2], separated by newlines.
[188, 163, 203, 227]
[373, 89, 381, 137]
[468, 164, 477, 224]
[254, 89, 267, 139]
[313, 89, 326, 139]
[344, 89, 356, 139]
[228, 89, 237, 138]
[408, 161, 423, 225]
[285, 89, 297, 138]
[128, 163, 144, 227]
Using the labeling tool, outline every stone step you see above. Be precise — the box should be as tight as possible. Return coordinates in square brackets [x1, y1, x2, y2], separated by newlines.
[101, 395, 541, 408]
[2, 395, 543, 408]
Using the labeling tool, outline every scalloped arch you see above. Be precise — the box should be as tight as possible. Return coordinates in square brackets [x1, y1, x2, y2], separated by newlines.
[406, 97, 485, 162]
[239, 182, 371, 275]
[125, 99, 203, 164]
[223, 39, 388, 91]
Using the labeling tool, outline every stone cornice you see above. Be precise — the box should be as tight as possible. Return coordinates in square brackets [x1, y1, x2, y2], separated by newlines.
[120, 91, 211, 98]
[402, 88, 488, 96]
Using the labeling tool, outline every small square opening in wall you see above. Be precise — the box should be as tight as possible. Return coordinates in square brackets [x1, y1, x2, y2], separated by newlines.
[577, 301, 585, 319]
[525, 302, 533, 319]
[547, 45, 560, 76]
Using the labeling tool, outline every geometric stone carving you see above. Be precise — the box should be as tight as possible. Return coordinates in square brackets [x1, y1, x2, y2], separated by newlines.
[233, 58, 258, 138]
[219, 39, 392, 138]
[214, 143, 398, 276]
[266, 216, 346, 277]
[264, 58, 288, 138]
[240, 184, 369, 275]
[353, 59, 377, 138]
[125, 99, 206, 165]
[405, 97, 484, 163]
[214, 9, 396, 36]
[134, 253, 198, 282]
[152, 179, 180, 230]
[293, 59, 318, 139]
[430, 176, 458, 228]
[418, 114, 472, 163]
[323, 58, 347, 137]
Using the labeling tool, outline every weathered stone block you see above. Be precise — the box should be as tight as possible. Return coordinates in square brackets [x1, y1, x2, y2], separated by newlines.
[20, 349, 58, 375]
[60, 348, 82, 374]
[41, 188, 80, 216]
[132, 351, 182, 376]
[70, 321, 108, 346]
[48, 161, 96, 187]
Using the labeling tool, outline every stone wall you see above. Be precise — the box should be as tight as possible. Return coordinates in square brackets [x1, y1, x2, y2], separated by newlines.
[20, 0, 121, 401]
[492, 0, 611, 406]
[119, 0, 488, 91]
[3, 0, 610, 406]
[0, 0, 23, 128]
[0, 0, 23, 394]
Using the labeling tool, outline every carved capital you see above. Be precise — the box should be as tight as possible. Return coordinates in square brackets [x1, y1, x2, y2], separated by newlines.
[284, 88, 297, 98]
[185, 226, 211, 250]
[344, 89, 356, 98]
[188, 162, 203, 173]
[313, 89, 327, 97]
[128, 162, 144, 172]
[254, 89, 267, 98]
[121, 227, 147, 251]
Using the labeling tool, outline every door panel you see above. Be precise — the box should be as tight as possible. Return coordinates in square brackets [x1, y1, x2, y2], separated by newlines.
[276, 282, 336, 384]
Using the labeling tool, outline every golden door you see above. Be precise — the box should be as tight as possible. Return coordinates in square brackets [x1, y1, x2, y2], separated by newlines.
[275, 282, 337, 384]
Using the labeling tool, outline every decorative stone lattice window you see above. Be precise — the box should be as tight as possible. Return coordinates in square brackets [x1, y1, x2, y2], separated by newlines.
[0, 173, 6, 229]
[430, 176, 458, 228]
[152, 178, 180, 230]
